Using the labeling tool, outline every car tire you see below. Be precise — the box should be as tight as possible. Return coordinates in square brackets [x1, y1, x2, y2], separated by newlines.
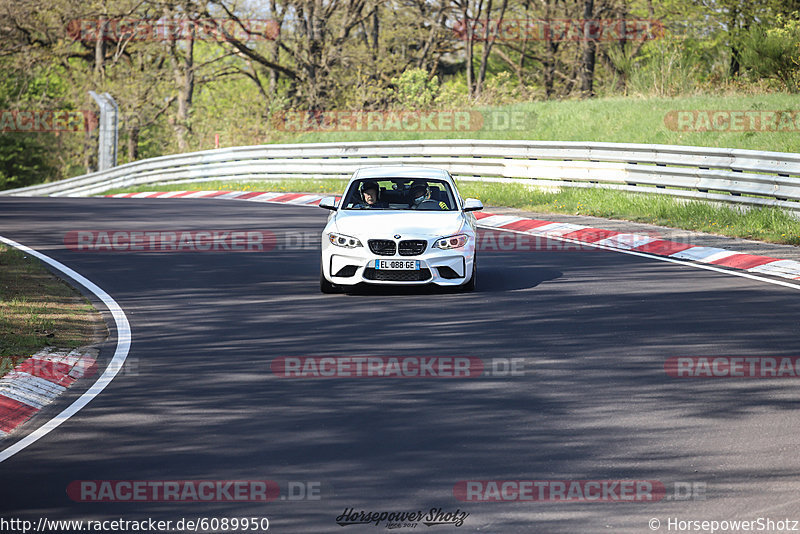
[461, 259, 476, 292]
[320, 265, 340, 294]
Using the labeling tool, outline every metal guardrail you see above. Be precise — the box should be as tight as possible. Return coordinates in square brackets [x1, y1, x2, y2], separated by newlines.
[3, 139, 800, 211]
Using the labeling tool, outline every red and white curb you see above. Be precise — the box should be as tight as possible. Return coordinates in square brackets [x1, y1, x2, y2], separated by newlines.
[105, 190, 800, 282]
[472, 212, 800, 281]
[0, 348, 98, 438]
[107, 190, 327, 205]
[0, 234, 130, 464]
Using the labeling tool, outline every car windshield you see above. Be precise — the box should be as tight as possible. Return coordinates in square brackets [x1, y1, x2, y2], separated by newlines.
[341, 178, 457, 211]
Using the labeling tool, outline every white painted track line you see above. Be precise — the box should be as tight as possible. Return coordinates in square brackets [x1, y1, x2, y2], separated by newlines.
[0, 235, 131, 463]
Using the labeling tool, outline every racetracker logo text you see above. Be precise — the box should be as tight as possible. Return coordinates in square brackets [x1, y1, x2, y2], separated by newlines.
[272, 356, 490, 378]
[67, 480, 280, 502]
[477, 230, 602, 251]
[664, 110, 800, 132]
[454, 480, 666, 502]
[272, 110, 534, 132]
[452, 18, 663, 41]
[67, 18, 279, 42]
[665, 357, 800, 378]
[64, 230, 276, 252]
[0, 356, 97, 381]
[0, 110, 96, 132]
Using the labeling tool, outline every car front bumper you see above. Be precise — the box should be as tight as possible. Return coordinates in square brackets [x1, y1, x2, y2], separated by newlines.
[323, 249, 475, 287]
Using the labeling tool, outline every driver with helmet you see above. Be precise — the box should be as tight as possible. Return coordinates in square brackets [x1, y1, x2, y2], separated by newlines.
[357, 181, 388, 208]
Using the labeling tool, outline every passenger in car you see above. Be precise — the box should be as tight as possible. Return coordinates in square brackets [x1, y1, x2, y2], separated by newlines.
[409, 183, 449, 210]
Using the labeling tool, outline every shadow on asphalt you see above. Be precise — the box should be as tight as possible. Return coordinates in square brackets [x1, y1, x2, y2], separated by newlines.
[3, 199, 800, 532]
[340, 264, 562, 295]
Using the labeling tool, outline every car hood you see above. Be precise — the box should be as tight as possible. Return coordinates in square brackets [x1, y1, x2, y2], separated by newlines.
[332, 210, 466, 239]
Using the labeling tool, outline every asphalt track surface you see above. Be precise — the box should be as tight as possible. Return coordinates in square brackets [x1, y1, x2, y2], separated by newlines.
[2, 196, 800, 533]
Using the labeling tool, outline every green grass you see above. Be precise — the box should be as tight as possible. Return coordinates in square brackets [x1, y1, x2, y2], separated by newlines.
[0, 244, 106, 369]
[267, 95, 800, 154]
[102, 179, 800, 246]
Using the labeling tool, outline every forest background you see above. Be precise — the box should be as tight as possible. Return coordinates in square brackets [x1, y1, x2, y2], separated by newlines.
[1, 0, 799, 189]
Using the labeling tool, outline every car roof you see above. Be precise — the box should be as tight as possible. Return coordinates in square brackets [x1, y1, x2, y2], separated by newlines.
[352, 166, 453, 183]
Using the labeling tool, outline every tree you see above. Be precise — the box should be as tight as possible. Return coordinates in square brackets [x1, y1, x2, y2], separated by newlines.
[741, 12, 800, 92]
[208, 0, 376, 110]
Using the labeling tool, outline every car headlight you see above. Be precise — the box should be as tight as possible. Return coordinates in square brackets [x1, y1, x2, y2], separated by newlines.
[328, 232, 362, 248]
[433, 234, 469, 250]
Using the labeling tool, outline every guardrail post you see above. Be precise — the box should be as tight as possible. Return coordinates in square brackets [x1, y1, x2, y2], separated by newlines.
[89, 91, 119, 171]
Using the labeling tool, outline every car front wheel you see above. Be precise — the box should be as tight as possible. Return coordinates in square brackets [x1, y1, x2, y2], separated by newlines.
[320, 264, 340, 294]
[461, 259, 476, 292]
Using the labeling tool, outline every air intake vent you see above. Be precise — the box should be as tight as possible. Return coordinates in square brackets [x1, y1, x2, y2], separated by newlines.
[398, 240, 427, 256]
[368, 239, 396, 256]
[363, 268, 432, 282]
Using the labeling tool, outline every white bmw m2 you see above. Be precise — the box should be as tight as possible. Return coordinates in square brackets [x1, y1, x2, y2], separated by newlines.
[319, 166, 483, 292]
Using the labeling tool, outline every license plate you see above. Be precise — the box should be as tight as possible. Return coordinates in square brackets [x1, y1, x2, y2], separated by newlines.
[375, 259, 419, 270]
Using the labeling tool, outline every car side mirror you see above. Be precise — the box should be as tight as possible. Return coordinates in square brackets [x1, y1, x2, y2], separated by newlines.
[319, 196, 338, 210]
[462, 198, 483, 212]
